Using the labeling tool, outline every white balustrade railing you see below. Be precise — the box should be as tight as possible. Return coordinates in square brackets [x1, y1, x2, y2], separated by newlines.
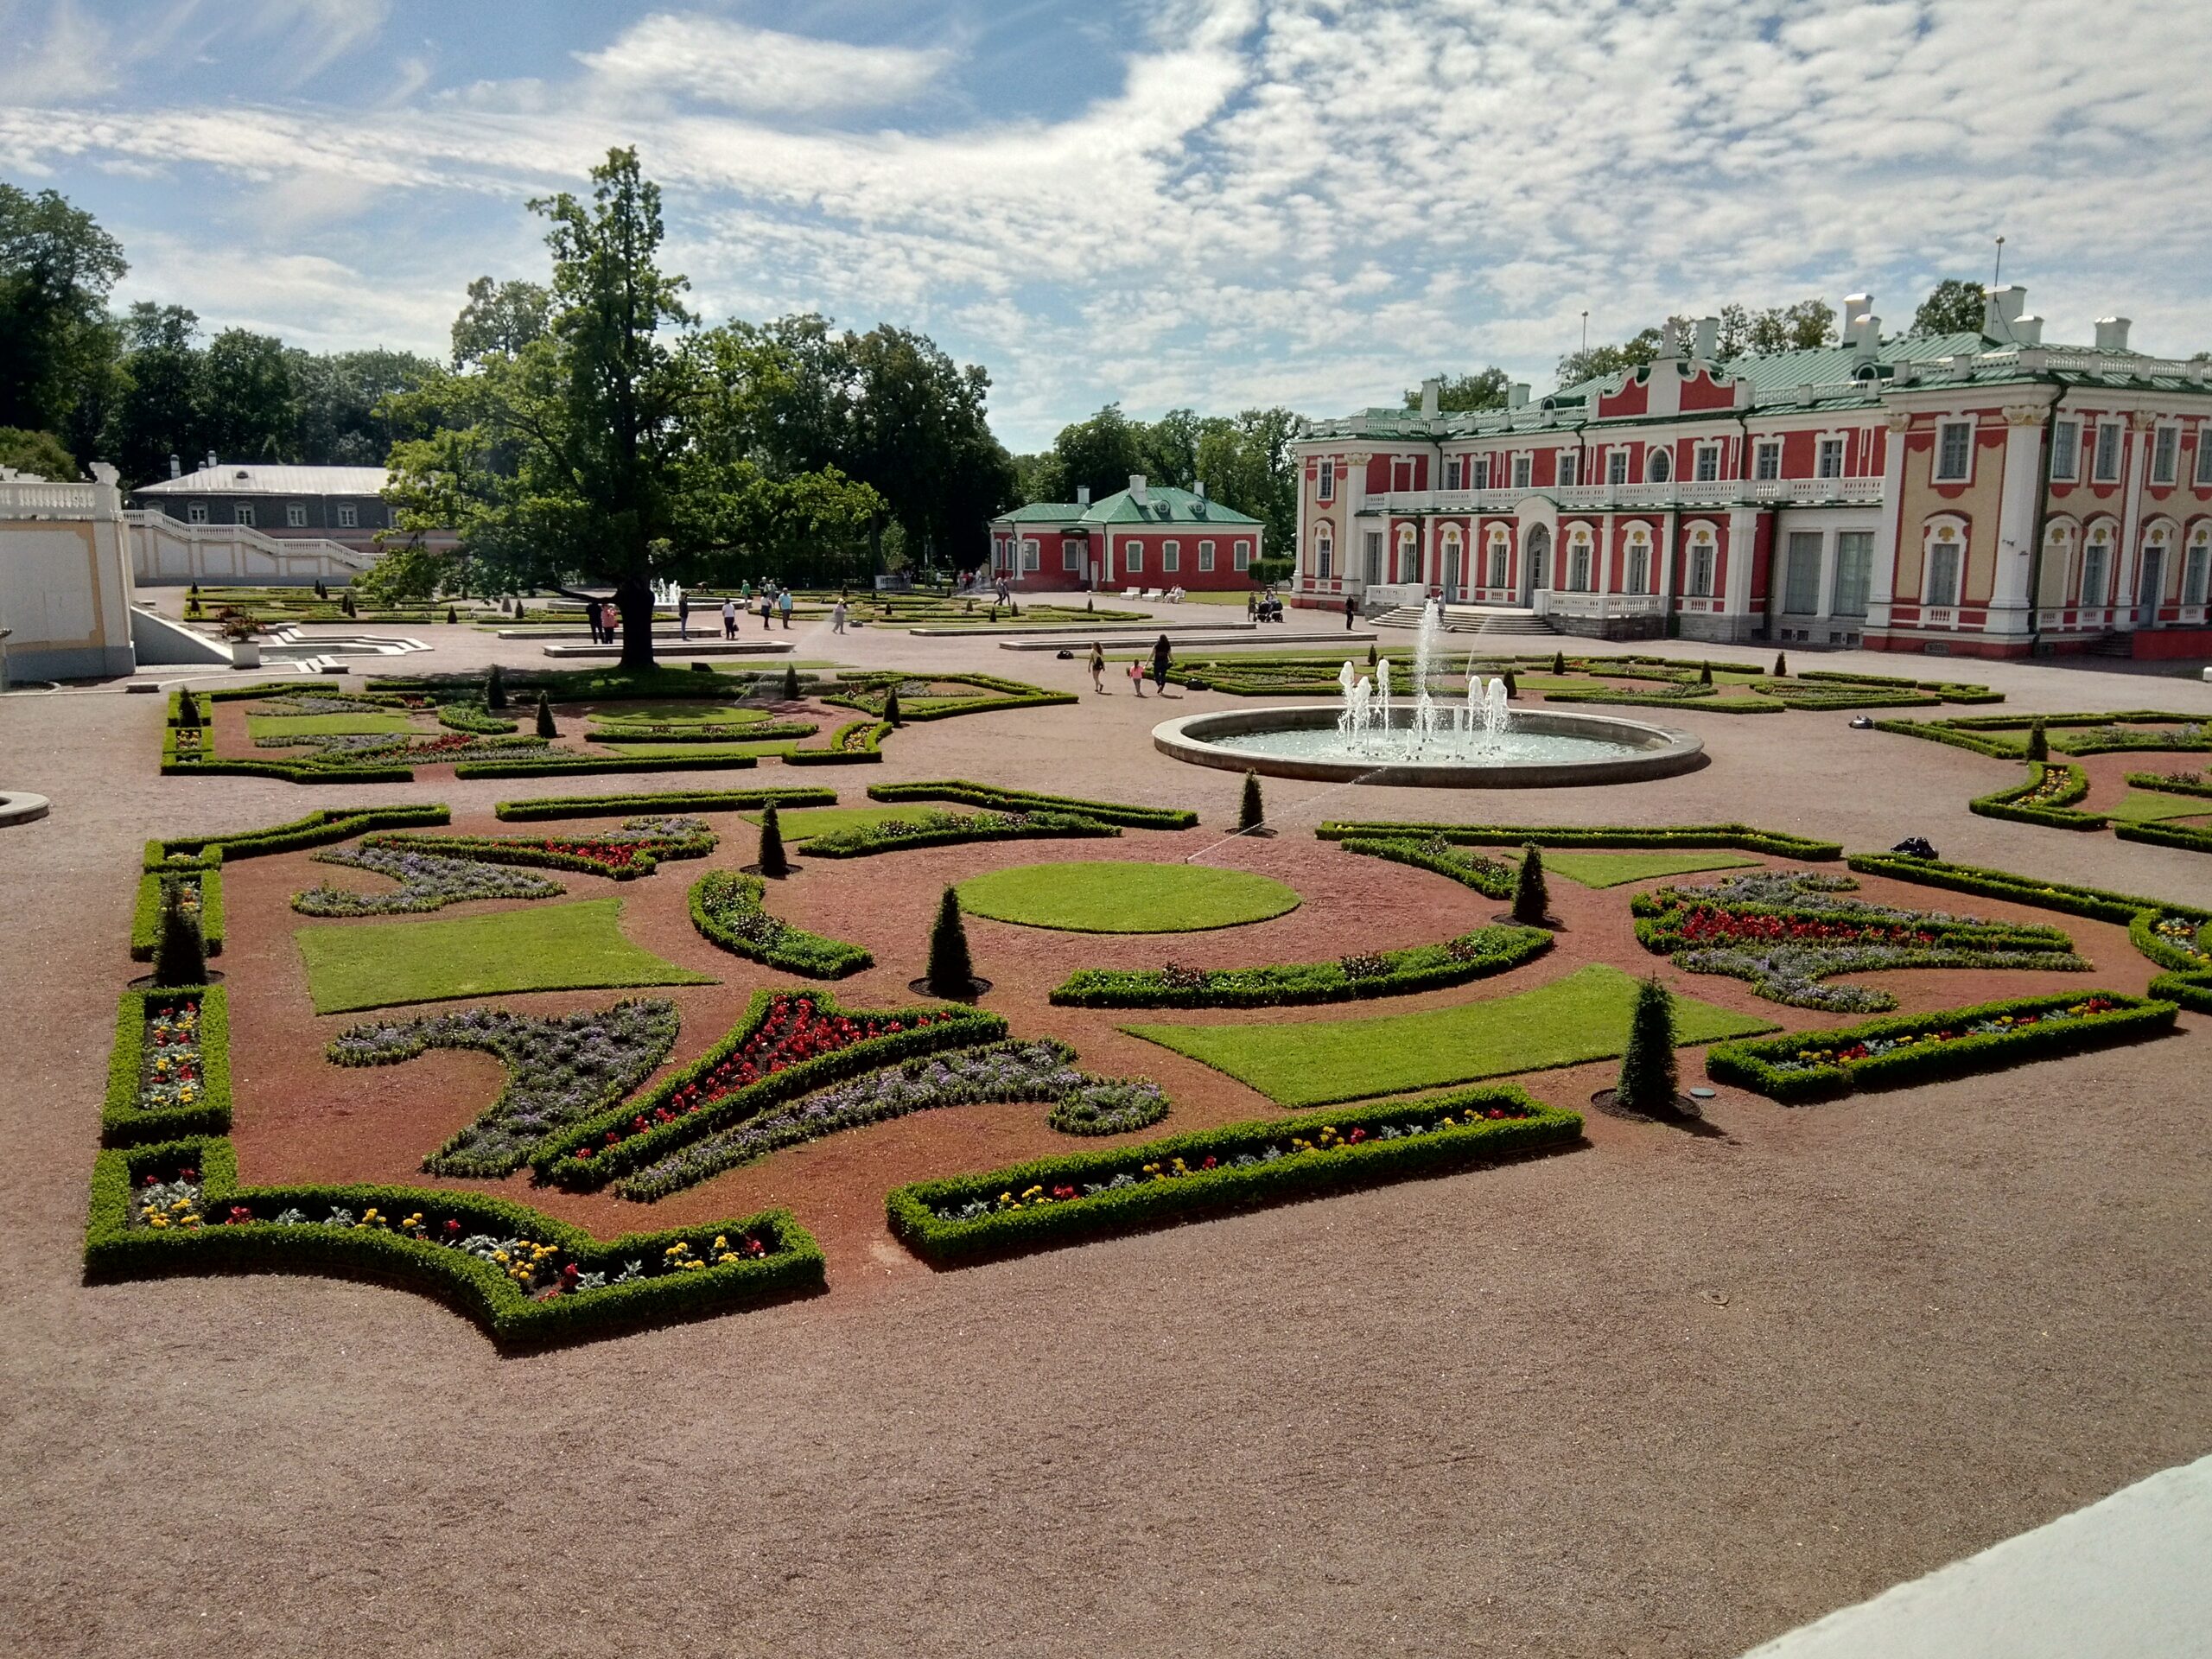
[0, 479, 99, 517]
[1368, 477, 1887, 515]
[1543, 591, 1666, 620]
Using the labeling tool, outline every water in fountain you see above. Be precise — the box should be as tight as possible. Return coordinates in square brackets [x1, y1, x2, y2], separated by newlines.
[1323, 600, 1527, 760]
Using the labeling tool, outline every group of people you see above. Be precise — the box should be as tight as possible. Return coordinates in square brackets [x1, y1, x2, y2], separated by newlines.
[1249, 587, 1286, 622]
[586, 600, 620, 644]
[1087, 634, 1176, 697]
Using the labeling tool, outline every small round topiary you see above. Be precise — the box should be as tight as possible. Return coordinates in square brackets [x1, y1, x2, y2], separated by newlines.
[1699, 664, 1713, 685]
[446, 605, 458, 624]
[782, 663, 800, 702]
[1773, 651, 1789, 677]
[1503, 668, 1519, 700]
[2025, 718, 2048, 762]
[1552, 649, 1567, 676]
[485, 664, 506, 709]
[882, 685, 903, 727]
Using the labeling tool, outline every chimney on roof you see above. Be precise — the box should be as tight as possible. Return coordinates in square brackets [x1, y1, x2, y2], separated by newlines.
[2012, 315, 2044, 347]
[168, 454, 181, 480]
[1508, 382, 1529, 409]
[1194, 479, 1207, 499]
[1850, 311, 1882, 359]
[2094, 316, 2133, 353]
[1692, 316, 1719, 361]
[1843, 294, 1873, 334]
[1076, 485, 1090, 508]
[1420, 377, 1441, 418]
[1657, 319, 1684, 359]
[1982, 284, 2028, 338]
[203, 450, 217, 471]
[1128, 473, 1147, 505]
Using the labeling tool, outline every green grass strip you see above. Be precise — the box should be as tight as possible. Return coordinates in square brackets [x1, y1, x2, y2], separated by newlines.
[493, 786, 836, 821]
[1541, 850, 1758, 888]
[957, 861, 1300, 933]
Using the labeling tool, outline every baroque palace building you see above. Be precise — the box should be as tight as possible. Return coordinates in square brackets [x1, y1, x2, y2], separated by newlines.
[1290, 288, 2212, 658]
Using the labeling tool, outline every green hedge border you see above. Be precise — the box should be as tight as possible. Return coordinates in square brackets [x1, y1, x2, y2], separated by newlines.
[1968, 760, 2107, 830]
[493, 786, 837, 822]
[1316, 821, 1843, 860]
[1050, 924, 1549, 1007]
[887, 1084, 1583, 1265]
[535, 991, 1007, 1188]
[2113, 819, 2212, 855]
[784, 720, 888, 765]
[451, 753, 766, 779]
[804, 810, 1122, 859]
[868, 780, 1198, 830]
[824, 671, 1078, 723]
[129, 868, 226, 959]
[688, 871, 874, 978]
[146, 805, 450, 866]
[1878, 710, 2212, 760]
[1334, 836, 1516, 898]
[84, 1136, 823, 1348]
[2126, 771, 2212, 799]
[1705, 989, 2177, 1103]
[360, 825, 716, 880]
[103, 986, 232, 1145]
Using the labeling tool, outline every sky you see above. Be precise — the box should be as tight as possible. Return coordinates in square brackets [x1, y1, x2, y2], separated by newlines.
[2, 0, 2209, 451]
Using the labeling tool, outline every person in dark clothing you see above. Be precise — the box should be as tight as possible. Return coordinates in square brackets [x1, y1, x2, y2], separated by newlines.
[677, 595, 690, 639]
[1150, 633, 1173, 695]
[1344, 592, 1356, 629]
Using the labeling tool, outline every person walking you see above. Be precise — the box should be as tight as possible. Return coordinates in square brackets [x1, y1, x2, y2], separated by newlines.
[779, 588, 793, 628]
[677, 594, 690, 639]
[1150, 632, 1173, 696]
[601, 600, 619, 645]
[1089, 642, 1106, 693]
[1344, 591, 1356, 630]
[832, 597, 849, 634]
[1128, 657, 1145, 697]
[721, 596, 737, 639]
[760, 588, 773, 630]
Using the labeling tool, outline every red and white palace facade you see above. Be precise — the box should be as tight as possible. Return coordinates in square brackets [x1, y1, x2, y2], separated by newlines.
[1292, 289, 2212, 658]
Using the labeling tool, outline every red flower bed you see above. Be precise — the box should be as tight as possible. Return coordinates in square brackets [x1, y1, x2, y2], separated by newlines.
[1669, 906, 1937, 948]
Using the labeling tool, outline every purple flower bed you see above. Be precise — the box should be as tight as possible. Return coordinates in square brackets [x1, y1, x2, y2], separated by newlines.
[293, 844, 566, 915]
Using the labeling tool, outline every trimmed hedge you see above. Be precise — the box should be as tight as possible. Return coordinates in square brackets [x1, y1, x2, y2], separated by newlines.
[804, 808, 1122, 859]
[2126, 771, 2212, 799]
[2113, 818, 2212, 855]
[1051, 924, 1550, 1007]
[451, 752, 763, 779]
[1705, 989, 2177, 1103]
[868, 779, 1199, 830]
[784, 720, 889, 765]
[1335, 835, 1516, 898]
[688, 871, 874, 978]
[584, 721, 818, 744]
[130, 868, 226, 959]
[146, 804, 450, 865]
[1878, 711, 2212, 760]
[83, 1135, 823, 1348]
[362, 823, 716, 880]
[886, 1084, 1583, 1265]
[493, 785, 836, 821]
[825, 671, 1078, 722]
[534, 991, 1007, 1188]
[1969, 760, 2106, 830]
[103, 987, 232, 1145]
[1316, 820, 1843, 860]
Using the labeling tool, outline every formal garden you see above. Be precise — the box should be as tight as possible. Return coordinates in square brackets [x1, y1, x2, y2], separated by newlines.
[91, 702, 2208, 1344]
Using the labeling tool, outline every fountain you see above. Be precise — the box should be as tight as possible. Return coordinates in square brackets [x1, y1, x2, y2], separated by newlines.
[1154, 601, 1705, 788]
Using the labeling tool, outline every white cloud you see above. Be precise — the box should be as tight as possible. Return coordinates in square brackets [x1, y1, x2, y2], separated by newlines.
[0, 0, 117, 103]
[251, 0, 391, 86]
[576, 14, 954, 115]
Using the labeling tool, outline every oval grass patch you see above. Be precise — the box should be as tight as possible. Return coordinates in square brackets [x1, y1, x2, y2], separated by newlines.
[956, 861, 1300, 934]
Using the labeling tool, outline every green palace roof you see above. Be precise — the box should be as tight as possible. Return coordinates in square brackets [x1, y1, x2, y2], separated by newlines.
[994, 485, 1262, 528]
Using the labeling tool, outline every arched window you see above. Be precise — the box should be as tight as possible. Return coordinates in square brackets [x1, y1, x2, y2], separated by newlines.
[1646, 448, 1673, 484]
[1440, 525, 1464, 593]
[1527, 524, 1551, 589]
[1923, 523, 1964, 609]
[2183, 525, 2210, 607]
[1567, 530, 1594, 592]
[1687, 530, 1717, 597]
[2139, 521, 2175, 611]
[1624, 529, 1653, 594]
[1487, 528, 1510, 589]
[1313, 524, 1333, 581]
[2040, 519, 2077, 608]
[2082, 523, 2113, 605]
[1396, 524, 1418, 583]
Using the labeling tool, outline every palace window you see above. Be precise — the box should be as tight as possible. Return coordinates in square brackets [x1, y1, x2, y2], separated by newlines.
[1556, 451, 1578, 487]
[1161, 539, 1179, 572]
[234, 503, 255, 528]
[1392, 458, 1415, 492]
[1198, 539, 1215, 572]
[1488, 538, 1508, 588]
[1606, 450, 1630, 486]
[1817, 438, 1845, 480]
[1063, 543, 1083, 571]
[1364, 531, 1383, 583]
[2050, 418, 2080, 480]
[1444, 457, 1464, 491]
[286, 501, 307, 528]
[1318, 461, 1335, 501]
[1754, 441, 1782, 482]
[1624, 534, 1652, 594]
[2196, 434, 2212, 486]
[337, 502, 359, 528]
[1021, 537, 1041, 571]
[1647, 448, 1673, 484]
[1471, 456, 1491, 491]
[1313, 528, 1331, 580]
[1925, 536, 1961, 608]
[1784, 531, 1824, 613]
[2093, 422, 2123, 482]
[1567, 538, 1593, 592]
[1512, 454, 1532, 490]
[1694, 444, 1719, 483]
[2183, 536, 2209, 607]
[2082, 531, 2109, 603]
[1833, 531, 1872, 616]
[1687, 537, 1715, 597]
[1126, 543, 1143, 574]
[2152, 425, 2179, 485]
[1233, 540, 1250, 570]
[1935, 421, 1973, 483]
[187, 502, 208, 524]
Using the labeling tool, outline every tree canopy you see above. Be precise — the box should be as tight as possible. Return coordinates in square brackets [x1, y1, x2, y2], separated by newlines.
[1402, 368, 1510, 412]
[1910, 279, 1988, 338]
[0, 181, 126, 454]
[1557, 296, 1840, 385]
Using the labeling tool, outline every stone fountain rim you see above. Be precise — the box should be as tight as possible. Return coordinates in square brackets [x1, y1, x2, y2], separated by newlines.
[1150, 703, 1707, 788]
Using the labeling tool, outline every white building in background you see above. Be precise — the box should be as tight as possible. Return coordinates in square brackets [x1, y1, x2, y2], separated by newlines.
[1293, 288, 2212, 659]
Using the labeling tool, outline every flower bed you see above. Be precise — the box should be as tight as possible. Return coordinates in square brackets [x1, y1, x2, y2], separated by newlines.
[615, 1039, 1171, 1200]
[1969, 760, 2104, 829]
[824, 671, 1077, 721]
[534, 991, 1004, 1188]
[887, 1084, 1582, 1265]
[84, 1135, 823, 1348]
[802, 806, 1122, 858]
[1334, 836, 1517, 898]
[1051, 923, 1549, 1007]
[493, 785, 836, 822]
[292, 845, 567, 917]
[361, 816, 717, 878]
[688, 870, 874, 977]
[327, 999, 682, 1177]
[1705, 990, 2177, 1102]
[1315, 820, 1843, 860]
[103, 987, 231, 1146]
[451, 752, 767, 779]
[1877, 711, 2212, 760]
[1632, 870, 2085, 1012]
[867, 780, 1198, 830]
[585, 720, 818, 744]
[129, 868, 226, 959]
[783, 719, 889, 765]
[146, 805, 450, 867]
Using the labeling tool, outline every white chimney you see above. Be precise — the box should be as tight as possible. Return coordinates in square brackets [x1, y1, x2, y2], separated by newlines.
[1076, 485, 1090, 508]
[2012, 315, 2044, 347]
[1851, 313, 1882, 359]
[1194, 479, 1207, 499]
[1658, 319, 1684, 359]
[2094, 316, 2133, 353]
[1128, 473, 1147, 505]
[204, 450, 217, 470]
[168, 454, 181, 479]
[1692, 317, 1719, 360]
[1508, 382, 1530, 409]
[1982, 283, 2028, 338]
[1420, 377, 1441, 418]
[1843, 294, 1873, 333]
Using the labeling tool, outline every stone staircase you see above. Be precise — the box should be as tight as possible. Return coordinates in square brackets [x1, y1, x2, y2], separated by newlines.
[1371, 604, 1557, 639]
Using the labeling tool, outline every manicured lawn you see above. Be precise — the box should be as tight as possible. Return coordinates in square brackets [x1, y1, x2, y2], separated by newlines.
[957, 861, 1301, 933]
[589, 703, 774, 726]
[1124, 964, 1775, 1106]
[2107, 791, 2212, 825]
[1543, 850, 1760, 888]
[296, 898, 715, 1014]
[739, 804, 947, 842]
[247, 712, 415, 740]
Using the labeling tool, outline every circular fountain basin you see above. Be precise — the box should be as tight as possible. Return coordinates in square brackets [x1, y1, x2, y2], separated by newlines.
[1152, 705, 1706, 787]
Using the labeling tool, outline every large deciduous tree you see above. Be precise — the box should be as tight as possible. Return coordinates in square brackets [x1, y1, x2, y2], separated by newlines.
[0, 181, 126, 454]
[1910, 279, 1988, 338]
[1401, 368, 1510, 412]
[200, 328, 297, 462]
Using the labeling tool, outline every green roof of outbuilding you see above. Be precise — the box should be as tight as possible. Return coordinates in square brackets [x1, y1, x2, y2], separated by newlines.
[993, 486, 1262, 528]
[997, 501, 1087, 522]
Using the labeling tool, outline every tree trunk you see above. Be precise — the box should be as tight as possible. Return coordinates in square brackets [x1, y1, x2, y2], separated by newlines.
[617, 575, 656, 670]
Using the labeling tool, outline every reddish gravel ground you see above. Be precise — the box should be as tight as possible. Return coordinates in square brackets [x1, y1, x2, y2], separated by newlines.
[3, 616, 2209, 1659]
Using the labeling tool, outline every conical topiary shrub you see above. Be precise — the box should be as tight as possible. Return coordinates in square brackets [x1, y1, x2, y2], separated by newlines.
[341, 590, 356, 617]
[446, 605, 459, 624]
[2026, 718, 2048, 762]
[1367, 643, 1378, 668]
[782, 663, 800, 702]
[1773, 651, 1788, 677]
[1615, 975, 1680, 1116]
[1503, 667, 1518, 700]
[1699, 663, 1713, 685]
[175, 692, 201, 730]
[926, 886, 975, 998]
[757, 804, 789, 878]
[882, 684, 903, 727]
[1238, 770, 1265, 833]
[1511, 845, 1550, 926]
[535, 692, 557, 738]
[152, 886, 207, 988]
[1552, 649, 1566, 675]
[486, 664, 506, 709]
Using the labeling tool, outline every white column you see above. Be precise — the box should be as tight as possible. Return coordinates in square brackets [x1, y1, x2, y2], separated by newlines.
[1987, 404, 2049, 639]
[2116, 416, 2152, 626]
[1420, 513, 1435, 591]
[1866, 412, 1910, 631]
[1724, 508, 1759, 621]
[1341, 451, 1369, 594]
